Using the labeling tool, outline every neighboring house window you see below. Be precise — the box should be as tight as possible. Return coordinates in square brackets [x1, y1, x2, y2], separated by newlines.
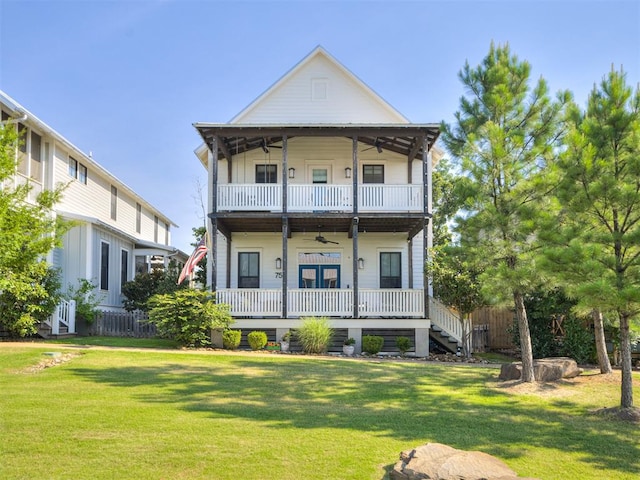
[17, 123, 27, 175]
[79, 163, 87, 184]
[256, 164, 277, 183]
[30, 131, 42, 182]
[154, 215, 159, 243]
[136, 203, 142, 233]
[69, 157, 78, 178]
[380, 252, 401, 288]
[110, 186, 117, 220]
[238, 252, 259, 288]
[164, 222, 169, 245]
[120, 250, 129, 288]
[1, 110, 9, 121]
[135, 255, 147, 275]
[363, 165, 384, 183]
[100, 241, 110, 290]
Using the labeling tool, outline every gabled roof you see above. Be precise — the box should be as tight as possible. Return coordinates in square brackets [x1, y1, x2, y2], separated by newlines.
[229, 45, 410, 124]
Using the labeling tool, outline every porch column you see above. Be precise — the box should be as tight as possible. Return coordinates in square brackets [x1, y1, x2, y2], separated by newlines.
[207, 137, 218, 292]
[282, 216, 288, 319]
[422, 137, 430, 318]
[352, 136, 359, 319]
[281, 135, 288, 318]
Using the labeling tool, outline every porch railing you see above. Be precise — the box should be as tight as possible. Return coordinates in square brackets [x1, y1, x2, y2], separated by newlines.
[217, 288, 425, 318]
[215, 184, 422, 212]
[49, 299, 76, 335]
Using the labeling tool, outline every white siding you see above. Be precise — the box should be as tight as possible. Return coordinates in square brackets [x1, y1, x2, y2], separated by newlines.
[92, 226, 135, 309]
[234, 53, 407, 124]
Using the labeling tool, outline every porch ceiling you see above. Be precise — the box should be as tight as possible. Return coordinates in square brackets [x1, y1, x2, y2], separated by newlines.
[193, 124, 440, 162]
[214, 213, 426, 239]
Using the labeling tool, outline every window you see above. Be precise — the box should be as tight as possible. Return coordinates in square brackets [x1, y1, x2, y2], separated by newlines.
[363, 165, 384, 184]
[238, 252, 259, 288]
[136, 203, 142, 233]
[110, 186, 117, 220]
[30, 131, 42, 182]
[256, 164, 277, 183]
[79, 164, 87, 184]
[135, 255, 147, 275]
[17, 123, 27, 175]
[69, 157, 78, 178]
[1, 111, 9, 121]
[380, 252, 401, 288]
[164, 222, 169, 245]
[100, 242, 110, 290]
[154, 215, 159, 243]
[120, 250, 129, 288]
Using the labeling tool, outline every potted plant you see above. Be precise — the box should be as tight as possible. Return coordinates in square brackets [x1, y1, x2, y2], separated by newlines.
[343, 337, 356, 355]
[280, 331, 291, 352]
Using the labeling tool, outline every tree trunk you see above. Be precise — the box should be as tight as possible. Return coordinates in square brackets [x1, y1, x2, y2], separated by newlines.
[619, 313, 634, 409]
[592, 309, 612, 374]
[513, 291, 535, 382]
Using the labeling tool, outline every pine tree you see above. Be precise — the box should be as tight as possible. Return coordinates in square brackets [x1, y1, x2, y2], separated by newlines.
[441, 43, 569, 382]
[550, 68, 640, 409]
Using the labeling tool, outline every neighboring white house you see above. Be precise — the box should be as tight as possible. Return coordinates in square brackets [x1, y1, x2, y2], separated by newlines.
[194, 46, 461, 356]
[1, 91, 186, 333]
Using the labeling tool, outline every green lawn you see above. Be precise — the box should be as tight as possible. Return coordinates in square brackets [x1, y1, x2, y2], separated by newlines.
[1, 344, 638, 479]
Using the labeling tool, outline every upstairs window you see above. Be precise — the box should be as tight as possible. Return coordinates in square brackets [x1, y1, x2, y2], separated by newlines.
[136, 203, 142, 233]
[256, 164, 277, 183]
[363, 165, 384, 184]
[110, 185, 117, 220]
[69, 157, 78, 178]
[79, 164, 87, 184]
[154, 215, 159, 243]
[30, 131, 42, 182]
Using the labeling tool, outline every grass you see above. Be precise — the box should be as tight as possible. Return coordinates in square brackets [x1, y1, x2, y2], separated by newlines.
[1, 343, 638, 480]
[32, 336, 179, 349]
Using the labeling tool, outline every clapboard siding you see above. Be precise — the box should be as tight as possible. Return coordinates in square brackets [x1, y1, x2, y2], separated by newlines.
[93, 227, 135, 308]
[234, 51, 407, 124]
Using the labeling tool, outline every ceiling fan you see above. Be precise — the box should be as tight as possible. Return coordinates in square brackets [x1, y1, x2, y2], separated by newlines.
[304, 234, 339, 245]
[361, 138, 385, 153]
[260, 138, 283, 153]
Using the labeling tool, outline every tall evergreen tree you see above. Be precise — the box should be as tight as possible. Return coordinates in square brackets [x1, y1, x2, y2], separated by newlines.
[549, 68, 640, 410]
[441, 43, 569, 382]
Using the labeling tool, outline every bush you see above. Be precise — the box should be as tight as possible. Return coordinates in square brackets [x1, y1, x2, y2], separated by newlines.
[247, 331, 268, 350]
[362, 335, 384, 355]
[395, 336, 411, 355]
[559, 317, 597, 364]
[296, 317, 333, 354]
[65, 278, 102, 324]
[222, 329, 241, 350]
[147, 290, 232, 347]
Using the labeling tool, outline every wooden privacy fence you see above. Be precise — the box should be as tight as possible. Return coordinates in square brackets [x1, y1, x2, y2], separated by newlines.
[87, 310, 156, 338]
[470, 307, 516, 350]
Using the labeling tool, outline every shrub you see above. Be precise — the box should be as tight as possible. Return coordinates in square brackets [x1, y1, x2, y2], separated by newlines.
[66, 278, 102, 324]
[247, 331, 268, 350]
[396, 336, 411, 355]
[362, 335, 384, 355]
[559, 317, 597, 364]
[222, 329, 241, 350]
[343, 337, 356, 346]
[296, 317, 333, 354]
[147, 290, 232, 347]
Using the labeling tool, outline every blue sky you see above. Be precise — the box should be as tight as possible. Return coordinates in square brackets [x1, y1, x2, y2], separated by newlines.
[1, 0, 638, 252]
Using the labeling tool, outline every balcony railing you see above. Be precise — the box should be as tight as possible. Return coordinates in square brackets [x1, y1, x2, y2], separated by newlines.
[216, 184, 423, 212]
[216, 288, 425, 318]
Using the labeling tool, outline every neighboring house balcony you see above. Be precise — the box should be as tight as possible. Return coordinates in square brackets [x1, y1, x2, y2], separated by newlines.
[217, 183, 423, 213]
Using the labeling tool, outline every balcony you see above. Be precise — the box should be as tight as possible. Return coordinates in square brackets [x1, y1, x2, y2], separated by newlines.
[216, 184, 423, 213]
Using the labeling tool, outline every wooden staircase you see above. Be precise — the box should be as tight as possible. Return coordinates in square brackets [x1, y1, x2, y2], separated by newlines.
[38, 299, 77, 339]
[429, 298, 467, 354]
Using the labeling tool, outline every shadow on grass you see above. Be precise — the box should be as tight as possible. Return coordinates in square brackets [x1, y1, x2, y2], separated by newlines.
[68, 354, 639, 477]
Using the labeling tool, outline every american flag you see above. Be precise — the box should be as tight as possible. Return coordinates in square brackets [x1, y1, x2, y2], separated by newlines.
[177, 236, 208, 285]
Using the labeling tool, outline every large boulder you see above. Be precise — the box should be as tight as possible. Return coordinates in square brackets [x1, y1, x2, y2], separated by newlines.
[499, 357, 582, 382]
[391, 443, 538, 480]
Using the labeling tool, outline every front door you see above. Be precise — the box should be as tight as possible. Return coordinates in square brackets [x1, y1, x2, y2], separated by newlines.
[299, 265, 340, 289]
[308, 165, 331, 209]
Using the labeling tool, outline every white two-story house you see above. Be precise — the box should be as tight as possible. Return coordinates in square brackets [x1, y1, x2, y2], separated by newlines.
[194, 47, 461, 356]
[1, 91, 186, 334]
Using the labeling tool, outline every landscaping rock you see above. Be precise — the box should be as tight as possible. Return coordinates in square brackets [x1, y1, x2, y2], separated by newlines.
[499, 357, 582, 381]
[391, 443, 539, 480]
